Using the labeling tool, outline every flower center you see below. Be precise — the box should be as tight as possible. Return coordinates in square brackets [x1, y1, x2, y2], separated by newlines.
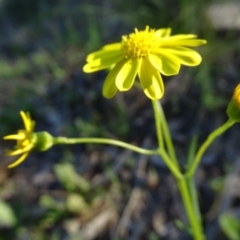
[121, 26, 159, 59]
[17, 130, 32, 149]
[233, 84, 240, 107]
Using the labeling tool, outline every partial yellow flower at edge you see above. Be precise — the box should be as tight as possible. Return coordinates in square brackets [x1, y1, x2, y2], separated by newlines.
[227, 84, 240, 122]
[83, 26, 207, 100]
[3, 111, 54, 168]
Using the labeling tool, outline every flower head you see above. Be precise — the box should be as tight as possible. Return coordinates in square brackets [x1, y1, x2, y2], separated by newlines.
[3, 111, 54, 168]
[227, 84, 240, 121]
[83, 26, 207, 100]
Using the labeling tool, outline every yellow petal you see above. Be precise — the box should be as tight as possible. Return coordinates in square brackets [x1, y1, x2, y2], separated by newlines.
[157, 51, 180, 76]
[139, 58, 164, 100]
[155, 28, 171, 38]
[4, 134, 25, 140]
[116, 58, 141, 91]
[148, 54, 162, 72]
[161, 36, 207, 47]
[102, 59, 127, 98]
[171, 39, 207, 47]
[83, 62, 108, 73]
[24, 112, 35, 131]
[86, 47, 121, 62]
[8, 152, 29, 168]
[164, 34, 197, 40]
[164, 47, 202, 66]
[6, 148, 25, 156]
[83, 54, 123, 73]
[7, 143, 33, 156]
[102, 43, 121, 50]
[20, 111, 31, 132]
[19, 143, 33, 152]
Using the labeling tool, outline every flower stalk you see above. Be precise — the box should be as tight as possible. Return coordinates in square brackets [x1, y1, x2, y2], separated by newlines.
[177, 177, 205, 240]
[53, 137, 158, 156]
[185, 119, 235, 178]
[152, 100, 179, 169]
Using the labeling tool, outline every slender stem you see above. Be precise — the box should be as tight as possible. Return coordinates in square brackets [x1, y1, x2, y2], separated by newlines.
[185, 137, 203, 230]
[152, 100, 164, 149]
[151, 100, 182, 179]
[177, 177, 205, 240]
[187, 176, 203, 231]
[53, 137, 159, 156]
[152, 100, 179, 169]
[186, 119, 235, 178]
[159, 103, 179, 168]
[186, 136, 198, 170]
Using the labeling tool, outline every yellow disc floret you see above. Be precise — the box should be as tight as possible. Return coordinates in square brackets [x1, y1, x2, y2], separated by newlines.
[121, 26, 160, 59]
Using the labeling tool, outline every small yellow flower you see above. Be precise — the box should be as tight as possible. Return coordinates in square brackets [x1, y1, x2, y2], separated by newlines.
[3, 111, 54, 168]
[227, 84, 240, 121]
[83, 26, 207, 100]
[4, 111, 36, 168]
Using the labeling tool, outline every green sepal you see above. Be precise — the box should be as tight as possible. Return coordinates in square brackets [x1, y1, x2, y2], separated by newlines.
[227, 100, 240, 122]
[33, 131, 54, 151]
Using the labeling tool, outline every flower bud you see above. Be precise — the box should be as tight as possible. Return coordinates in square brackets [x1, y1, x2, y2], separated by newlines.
[227, 84, 240, 121]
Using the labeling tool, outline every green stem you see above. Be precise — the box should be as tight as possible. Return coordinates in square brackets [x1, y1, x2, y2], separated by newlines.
[152, 100, 164, 149]
[152, 100, 204, 238]
[187, 176, 203, 230]
[186, 119, 235, 178]
[185, 137, 203, 230]
[53, 137, 158, 156]
[151, 100, 182, 179]
[177, 177, 205, 240]
[152, 100, 179, 169]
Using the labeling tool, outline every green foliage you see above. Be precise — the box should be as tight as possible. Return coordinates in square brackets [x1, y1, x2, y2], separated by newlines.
[54, 162, 90, 192]
[65, 193, 90, 214]
[148, 232, 160, 240]
[209, 176, 225, 193]
[37, 160, 119, 239]
[0, 200, 16, 227]
[39, 194, 67, 228]
[175, 219, 192, 235]
[73, 118, 104, 138]
[219, 214, 240, 240]
[40, 195, 59, 209]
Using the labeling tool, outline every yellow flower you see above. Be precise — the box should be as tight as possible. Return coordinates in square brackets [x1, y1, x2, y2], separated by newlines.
[227, 84, 240, 121]
[3, 111, 54, 168]
[4, 111, 36, 168]
[83, 26, 207, 100]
